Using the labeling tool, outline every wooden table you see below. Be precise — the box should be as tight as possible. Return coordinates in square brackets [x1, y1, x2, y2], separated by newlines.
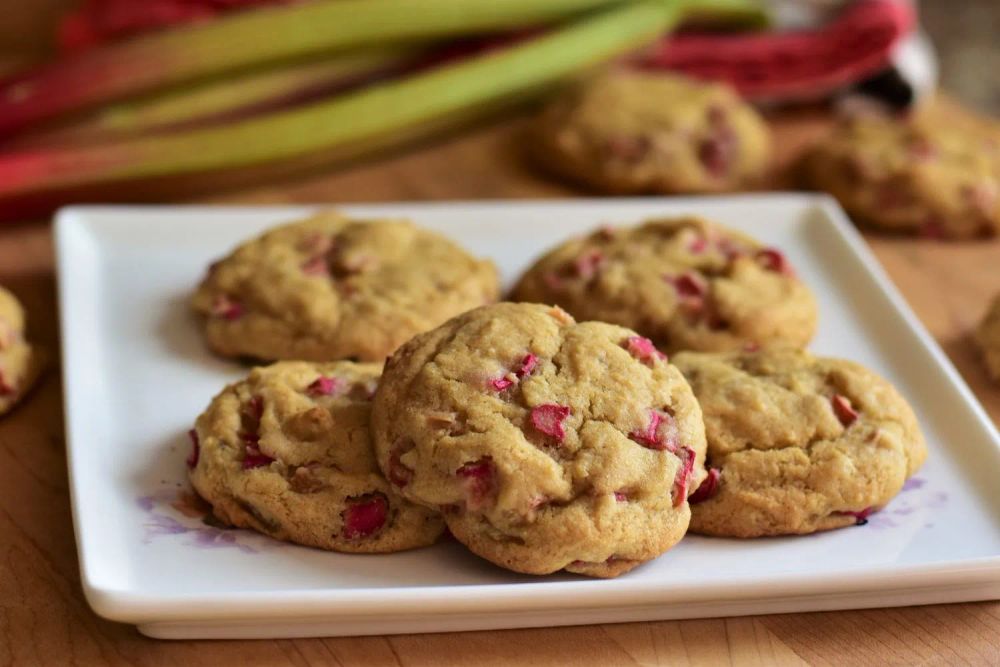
[2, 105, 1000, 665]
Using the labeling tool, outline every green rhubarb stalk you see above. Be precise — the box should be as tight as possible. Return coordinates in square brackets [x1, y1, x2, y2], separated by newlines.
[0, 0, 767, 217]
[0, 0, 630, 136]
[10, 47, 423, 148]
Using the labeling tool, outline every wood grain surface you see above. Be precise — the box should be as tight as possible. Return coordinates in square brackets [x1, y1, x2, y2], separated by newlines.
[1, 2, 999, 664]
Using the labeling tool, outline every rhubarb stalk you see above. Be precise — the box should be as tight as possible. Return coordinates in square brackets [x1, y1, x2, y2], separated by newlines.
[9, 47, 424, 148]
[0, 0, 767, 219]
[0, 0, 630, 136]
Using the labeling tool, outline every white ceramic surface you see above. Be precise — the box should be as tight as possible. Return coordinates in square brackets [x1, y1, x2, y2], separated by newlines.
[55, 195, 1000, 639]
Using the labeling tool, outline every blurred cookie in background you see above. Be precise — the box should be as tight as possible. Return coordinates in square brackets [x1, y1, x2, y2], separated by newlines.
[800, 103, 1000, 239]
[529, 71, 772, 195]
[0, 286, 44, 416]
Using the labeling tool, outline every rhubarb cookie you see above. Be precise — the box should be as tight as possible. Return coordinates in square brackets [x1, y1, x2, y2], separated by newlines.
[800, 105, 1000, 238]
[672, 349, 927, 537]
[531, 71, 771, 194]
[192, 212, 500, 362]
[188, 361, 445, 553]
[974, 293, 1000, 381]
[0, 286, 44, 416]
[371, 302, 708, 578]
[510, 216, 817, 354]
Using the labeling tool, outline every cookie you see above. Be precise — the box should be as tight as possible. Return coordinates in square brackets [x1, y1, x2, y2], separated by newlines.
[188, 361, 445, 553]
[672, 349, 927, 537]
[370, 302, 707, 578]
[0, 286, 44, 416]
[510, 216, 817, 354]
[192, 212, 500, 362]
[531, 71, 771, 194]
[974, 293, 1000, 381]
[800, 104, 1000, 239]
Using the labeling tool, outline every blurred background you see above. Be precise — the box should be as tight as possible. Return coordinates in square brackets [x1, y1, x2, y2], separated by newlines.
[0, 0, 996, 222]
[0, 1, 994, 115]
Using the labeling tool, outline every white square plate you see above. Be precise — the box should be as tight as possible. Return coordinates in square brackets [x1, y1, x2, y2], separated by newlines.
[55, 195, 1000, 640]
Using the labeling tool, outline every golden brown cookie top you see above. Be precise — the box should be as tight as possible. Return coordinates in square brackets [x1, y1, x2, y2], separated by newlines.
[192, 211, 500, 362]
[511, 216, 817, 354]
[801, 104, 1000, 238]
[672, 348, 927, 538]
[371, 302, 707, 577]
[532, 70, 771, 194]
[188, 361, 444, 553]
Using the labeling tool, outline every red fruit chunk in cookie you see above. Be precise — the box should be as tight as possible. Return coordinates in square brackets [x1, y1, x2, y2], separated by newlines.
[666, 272, 707, 299]
[836, 506, 874, 525]
[908, 137, 937, 161]
[0, 370, 12, 396]
[614, 491, 628, 503]
[606, 135, 651, 163]
[530, 404, 571, 443]
[542, 272, 565, 291]
[573, 249, 605, 281]
[831, 394, 859, 426]
[688, 467, 721, 504]
[493, 374, 517, 392]
[248, 395, 264, 421]
[186, 429, 200, 469]
[688, 236, 709, 254]
[629, 409, 679, 453]
[698, 127, 737, 178]
[0, 319, 12, 350]
[341, 493, 388, 539]
[491, 354, 539, 391]
[672, 447, 696, 507]
[306, 375, 344, 397]
[387, 441, 414, 488]
[300, 255, 328, 276]
[625, 336, 666, 364]
[755, 248, 793, 276]
[518, 354, 539, 378]
[209, 295, 244, 320]
[242, 444, 274, 469]
[457, 458, 497, 512]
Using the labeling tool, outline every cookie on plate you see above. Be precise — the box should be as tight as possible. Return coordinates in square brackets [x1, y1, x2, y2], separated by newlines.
[530, 71, 771, 194]
[188, 361, 445, 553]
[510, 216, 817, 354]
[192, 211, 500, 362]
[371, 302, 707, 578]
[0, 286, 44, 416]
[672, 348, 927, 537]
[974, 293, 1000, 381]
[800, 105, 1000, 239]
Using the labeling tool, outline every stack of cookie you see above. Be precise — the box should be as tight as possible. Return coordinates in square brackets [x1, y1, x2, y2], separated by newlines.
[187, 211, 927, 578]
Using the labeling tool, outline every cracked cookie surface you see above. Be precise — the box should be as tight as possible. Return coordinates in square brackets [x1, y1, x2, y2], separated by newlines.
[531, 71, 771, 194]
[188, 361, 445, 553]
[511, 216, 817, 354]
[800, 105, 1000, 239]
[0, 286, 44, 416]
[672, 349, 927, 537]
[192, 211, 500, 362]
[371, 302, 707, 578]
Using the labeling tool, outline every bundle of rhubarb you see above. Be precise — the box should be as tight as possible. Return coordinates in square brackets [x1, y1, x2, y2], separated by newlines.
[0, 0, 768, 221]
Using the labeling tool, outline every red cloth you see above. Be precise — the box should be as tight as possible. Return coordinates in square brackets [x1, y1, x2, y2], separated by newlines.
[634, 0, 916, 100]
